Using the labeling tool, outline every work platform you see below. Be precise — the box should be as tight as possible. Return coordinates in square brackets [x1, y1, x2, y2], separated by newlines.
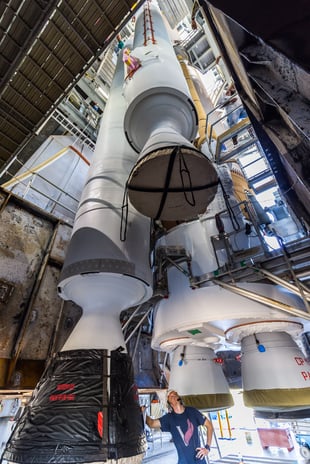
[155, 235, 310, 300]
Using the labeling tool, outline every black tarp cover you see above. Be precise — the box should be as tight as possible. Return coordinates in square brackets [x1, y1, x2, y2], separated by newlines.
[3, 349, 146, 463]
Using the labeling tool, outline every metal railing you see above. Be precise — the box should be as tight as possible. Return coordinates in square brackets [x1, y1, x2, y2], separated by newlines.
[52, 109, 96, 151]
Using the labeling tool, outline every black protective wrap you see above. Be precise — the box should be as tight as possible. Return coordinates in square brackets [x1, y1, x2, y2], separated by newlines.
[3, 349, 146, 463]
[108, 350, 146, 459]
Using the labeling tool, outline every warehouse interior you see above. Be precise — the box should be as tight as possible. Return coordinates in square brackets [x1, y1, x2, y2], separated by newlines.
[0, 0, 310, 462]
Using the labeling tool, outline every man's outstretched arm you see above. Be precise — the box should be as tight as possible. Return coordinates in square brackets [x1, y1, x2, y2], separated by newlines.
[141, 406, 161, 429]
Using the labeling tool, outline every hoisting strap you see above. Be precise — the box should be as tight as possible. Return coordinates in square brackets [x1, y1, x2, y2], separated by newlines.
[154, 145, 179, 219]
[215, 213, 225, 234]
[120, 184, 129, 242]
[127, 180, 219, 193]
[126, 144, 219, 220]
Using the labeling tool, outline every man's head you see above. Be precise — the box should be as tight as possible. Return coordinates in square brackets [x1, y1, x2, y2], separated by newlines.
[167, 390, 183, 409]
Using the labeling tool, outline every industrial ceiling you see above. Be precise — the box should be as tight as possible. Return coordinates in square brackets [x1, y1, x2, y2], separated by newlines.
[1, 0, 309, 222]
[0, 0, 145, 179]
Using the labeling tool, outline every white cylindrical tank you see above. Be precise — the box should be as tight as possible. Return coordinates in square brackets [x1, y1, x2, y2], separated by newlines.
[123, 2, 218, 221]
[124, 4, 198, 150]
[58, 49, 153, 351]
[233, 327, 310, 411]
[169, 345, 234, 410]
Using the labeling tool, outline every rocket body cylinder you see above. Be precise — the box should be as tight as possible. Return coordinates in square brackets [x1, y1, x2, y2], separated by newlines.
[58, 49, 153, 351]
[241, 331, 310, 411]
[123, 3, 218, 221]
[169, 345, 234, 410]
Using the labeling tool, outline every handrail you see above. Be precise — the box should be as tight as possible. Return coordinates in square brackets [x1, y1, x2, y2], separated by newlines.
[2, 145, 90, 189]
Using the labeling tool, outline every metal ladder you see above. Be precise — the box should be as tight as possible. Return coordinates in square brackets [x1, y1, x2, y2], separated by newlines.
[52, 109, 96, 151]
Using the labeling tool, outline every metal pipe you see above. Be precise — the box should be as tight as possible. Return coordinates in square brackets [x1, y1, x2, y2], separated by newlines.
[275, 236, 310, 313]
[251, 266, 310, 301]
[125, 306, 154, 344]
[122, 303, 144, 332]
[213, 279, 310, 321]
[131, 325, 142, 362]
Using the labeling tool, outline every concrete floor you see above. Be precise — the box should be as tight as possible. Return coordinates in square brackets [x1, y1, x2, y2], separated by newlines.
[141, 428, 309, 464]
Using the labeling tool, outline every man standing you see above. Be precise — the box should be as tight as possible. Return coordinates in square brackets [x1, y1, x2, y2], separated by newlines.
[142, 390, 213, 463]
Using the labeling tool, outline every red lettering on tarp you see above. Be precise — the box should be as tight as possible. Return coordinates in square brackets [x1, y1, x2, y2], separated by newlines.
[97, 411, 103, 438]
[56, 383, 75, 390]
[295, 357, 305, 365]
[49, 383, 76, 401]
[301, 371, 310, 381]
[132, 384, 139, 401]
[213, 357, 224, 364]
[49, 394, 76, 401]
